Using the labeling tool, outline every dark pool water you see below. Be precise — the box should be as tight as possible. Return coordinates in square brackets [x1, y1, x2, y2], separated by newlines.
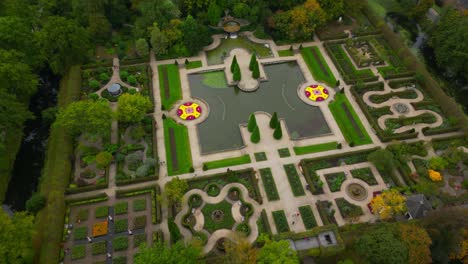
[189, 62, 331, 154]
[4, 68, 59, 210]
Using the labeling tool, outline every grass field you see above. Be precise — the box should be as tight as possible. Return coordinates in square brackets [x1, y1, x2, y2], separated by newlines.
[294, 142, 338, 155]
[33, 66, 82, 264]
[186, 60, 202, 70]
[301, 46, 337, 86]
[329, 93, 372, 146]
[203, 155, 251, 170]
[163, 118, 193, 176]
[158, 64, 182, 110]
[278, 49, 294, 57]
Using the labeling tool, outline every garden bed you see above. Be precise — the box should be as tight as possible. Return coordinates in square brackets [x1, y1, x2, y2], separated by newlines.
[272, 210, 290, 233]
[259, 168, 280, 201]
[298, 205, 317, 230]
[283, 164, 306, 197]
[325, 172, 346, 192]
[350, 167, 377, 185]
[335, 198, 363, 219]
[163, 118, 193, 176]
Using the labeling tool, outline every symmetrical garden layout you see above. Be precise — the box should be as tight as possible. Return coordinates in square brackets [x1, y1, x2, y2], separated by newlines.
[62, 29, 464, 263]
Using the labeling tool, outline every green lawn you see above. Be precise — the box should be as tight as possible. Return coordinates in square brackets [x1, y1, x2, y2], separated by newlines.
[163, 118, 193, 176]
[293, 142, 338, 155]
[301, 46, 337, 86]
[329, 93, 372, 146]
[201, 200, 235, 233]
[278, 49, 294, 57]
[158, 64, 182, 110]
[203, 155, 251, 170]
[186, 60, 202, 70]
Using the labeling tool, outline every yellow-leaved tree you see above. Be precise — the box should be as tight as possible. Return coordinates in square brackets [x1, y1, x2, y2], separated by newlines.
[370, 189, 407, 220]
[400, 223, 432, 264]
[428, 169, 442, 182]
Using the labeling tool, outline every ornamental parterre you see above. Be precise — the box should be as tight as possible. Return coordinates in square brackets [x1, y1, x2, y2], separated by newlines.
[177, 102, 202, 120]
[305, 84, 329, 102]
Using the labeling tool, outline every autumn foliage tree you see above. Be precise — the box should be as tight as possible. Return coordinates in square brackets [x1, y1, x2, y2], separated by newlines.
[399, 223, 432, 264]
[370, 189, 407, 220]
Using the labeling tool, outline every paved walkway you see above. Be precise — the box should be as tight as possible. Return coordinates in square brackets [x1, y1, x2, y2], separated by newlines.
[63, 31, 466, 261]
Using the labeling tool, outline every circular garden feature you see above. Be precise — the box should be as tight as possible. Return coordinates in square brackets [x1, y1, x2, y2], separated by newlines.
[177, 102, 202, 120]
[211, 210, 225, 222]
[305, 84, 329, 102]
[346, 183, 368, 201]
[393, 103, 409, 114]
[223, 21, 241, 34]
[201, 200, 235, 233]
[228, 187, 240, 201]
[189, 194, 203, 208]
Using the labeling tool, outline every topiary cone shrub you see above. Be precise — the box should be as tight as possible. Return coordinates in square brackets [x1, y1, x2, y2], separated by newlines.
[273, 122, 282, 140]
[247, 114, 257, 132]
[269, 112, 278, 129]
[251, 126, 260, 143]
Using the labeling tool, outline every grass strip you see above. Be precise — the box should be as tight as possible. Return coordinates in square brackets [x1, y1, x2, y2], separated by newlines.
[301, 46, 337, 86]
[158, 64, 182, 110]
[294, 142, 338, 155]
[163, 118, 192, 176]
[203, 155, 251, 170]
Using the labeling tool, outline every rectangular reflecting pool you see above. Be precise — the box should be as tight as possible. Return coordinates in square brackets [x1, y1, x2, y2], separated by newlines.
[189, 62, 331, 154]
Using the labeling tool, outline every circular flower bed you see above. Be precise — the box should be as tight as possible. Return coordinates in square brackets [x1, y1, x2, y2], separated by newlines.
[177, 102, 202, 120]
[305, 84, 329, 102]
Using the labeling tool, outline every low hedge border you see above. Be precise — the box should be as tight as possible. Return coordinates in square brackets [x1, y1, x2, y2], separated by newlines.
[116, 185, 161, 224]
[115, 175, 158, 186]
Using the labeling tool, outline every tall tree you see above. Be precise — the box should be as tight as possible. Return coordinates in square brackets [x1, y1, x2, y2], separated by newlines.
[430, 9, 468, 80]
[87, 14, 112, 43]
[165, 177, 188, 204]
[207, 1, 221, 26]
[251, 126, 260, 143]
[135, 38, 149, 57]
[117, 94, 152, 123]
[249, 53, 257, 71]
[231, 55, 239, 73]
[150, 23, 169, 56]
[233, 64, 241, 82]
[133, 0, 180, 38]
[269, 112, 279, 129]
[180, 15, 211, 55]
[0, 50, 38, 99]
[368, 149, 396, 175]
[318, 0, 344, 20]
[0, 209, 35, 263]
[370, 189, 407, 220]
[54, 100, 113, 137]
[225, 233, 257, 264]
[252, 61, 260, 79]
[134, 241, 203, 264]
[37, 16, 91, 74]
[247, 114, 257, 132]
[273, 122, 283, 140]
[356, 225, 409, 264]
[257, 239, 299, 264]
[399, 224, 432, 264]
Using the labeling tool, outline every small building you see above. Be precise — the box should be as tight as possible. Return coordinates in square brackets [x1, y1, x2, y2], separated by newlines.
[405, 194, 432, 219]
[107, 83, 122, 97]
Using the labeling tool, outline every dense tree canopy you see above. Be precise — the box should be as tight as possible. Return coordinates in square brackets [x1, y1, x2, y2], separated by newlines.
[55, 100, 113, 137]
[134, 241, 203, 264]
[399, 223, 432, 264]
[117, 93, 152, 123]
[0, 209, 35, 263]
[430, 9, 468, 80]
[257, 239, 299, 264]
[356, 225, 408, 264]
[370, 189, 407, 220]
[37, 16, 91, 74]
[165, 177, 188, 204]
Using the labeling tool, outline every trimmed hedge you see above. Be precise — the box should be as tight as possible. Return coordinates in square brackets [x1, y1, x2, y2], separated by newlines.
[298, 205, 317, 229]
[272, 210, 290, 233]
[259, 168, 280, 201]
[283, 164, 306, 197]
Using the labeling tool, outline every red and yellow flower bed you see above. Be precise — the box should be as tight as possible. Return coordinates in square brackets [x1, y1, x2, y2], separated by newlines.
[92, 221, 108, 237]
[177, 102, 202, 120]
[305, 84, 329, 102]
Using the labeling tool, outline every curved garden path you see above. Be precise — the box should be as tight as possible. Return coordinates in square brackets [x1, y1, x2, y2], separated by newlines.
[362, 82, 443, 134]
[96, 57, 140, 96]
[174, 183, 260, 253]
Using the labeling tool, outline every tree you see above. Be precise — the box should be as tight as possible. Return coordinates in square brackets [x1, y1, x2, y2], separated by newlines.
[0, 49, 39, 99]
[225, 233, 257, 264]
[344, 0, 365, 15]
[428, 156, 448, 171]
[0, 209, 35, 263]
[95, 151, 113, 168]
[399, 223, 432, 264]
[180, 15, 211, 56]
[429, 10, 468, 80]
[135, 38, 149, 57]
[249, 53, 257, 71]
[233, 64, 241, 82]
[318, 0, 344, 19]
[207, 2, 221, 26]
[87, 14, 112, 43]
[251, 126, 260, 143]
[356, 225, 408, 264]
[0, 90, 33, 133]
[25, 192, 46, 214]
[252, 61, 260, 79]
[231, 55, 239, 73]
[132, 0, 180, 38]
[273, 122, 283, 140]
[37, 16, 91, 74]
[422, 208, 467, 263]
[233, 2, 250, 18]
[257, 239, 299, 264]
[269, 112, 279, 129]
[368, 149, 396, 174]
[134, 241, 203, 264]
[370, 189, 407, 220]
[54, 100, 113, 137]
[150, 23, 169, 56]
[247, 114, 257, 132]
[165, 177, 188, 204]
[117, 94, 152, 123]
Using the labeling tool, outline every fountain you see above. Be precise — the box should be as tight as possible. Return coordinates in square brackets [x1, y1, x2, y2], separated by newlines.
[346, 183, 368, 201]
[393, 103, 409, 114]
[212, 210, 225, 222]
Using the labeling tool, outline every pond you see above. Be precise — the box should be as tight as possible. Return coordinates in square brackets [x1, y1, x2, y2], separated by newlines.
[189, 62, 331, 154]
[206, 37, 272, 65]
